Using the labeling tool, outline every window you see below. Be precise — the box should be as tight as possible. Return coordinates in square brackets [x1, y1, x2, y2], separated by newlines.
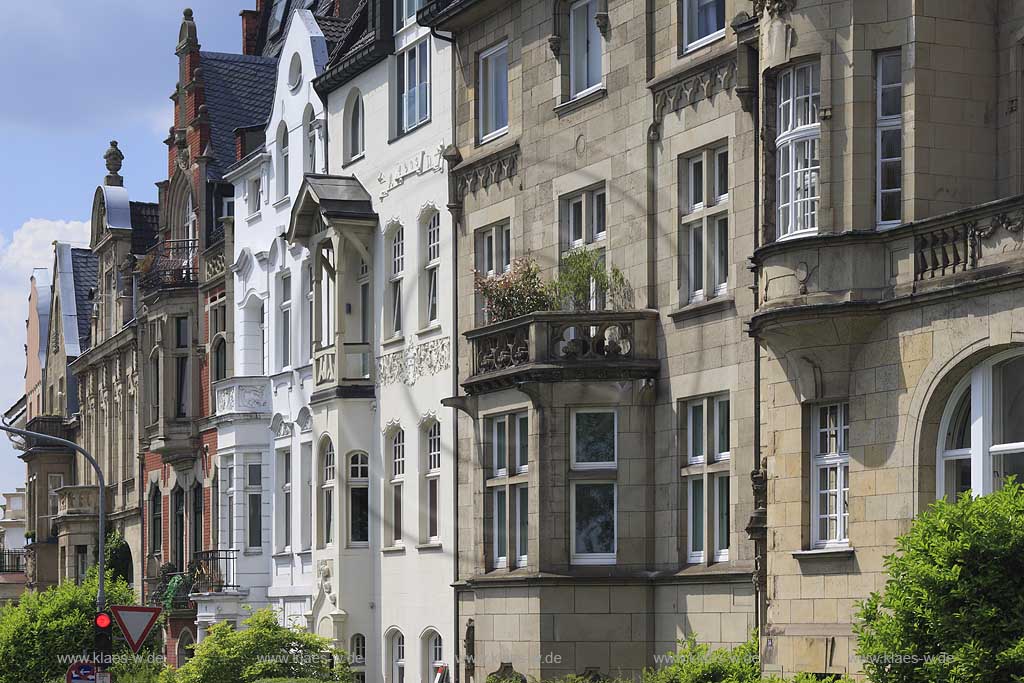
[476, 223, 512, 276]
[426, 422, 441, 542]
[563, 186, 607, 249]
[304, 262, 315, 361]
[812, 403, 850, 548]
[688, 400, 705, 464]
[478, 42, 509, 142]
[391, 430, 405, 546]
[493, 487, 507, 568]
[47, 473, 64, 524]
[514, 483, 528, 567]
[320, 242, 336, 346]
[321, 440, 336, 547]
[248, 177, 262, 216]
[427, 632, 443, 677]
[877, 50, 902, 226]
[395, 0, 422, 31]
[397, 39, 430, 134]
[714, 396, 730, 461]
[569, 0, 602, 98]
[937, 351, 1024, 500]
[391, 632, 405, 683]
[688, 477, 704, 563]
[389, 228, 404, 338]
[714, 474, 730, 561]
[278, 124, 290, 200]
[348, 93, 365, 162]
[776, 62, 821, 239]
[223, 466, 235, 548]
[174, 356, 189, 418]
[349, 452, 369, 545]
[246, 462, 263, 549]
[191, 483, 203, 558]
[212, 340, 227, 383]
[680, 146, 729, 303]
[280, 274, 292, 368]
[171, 486, 186, 566]
[571, 481, 616, 564]
[149, 485, 161, 554]
[424, 212, 441, 325]
[267, 0, 289, 37]
[351, 633, 366, 665]
[683, 0, 725, 51]
[301, 444, 312, 550]
[571, 409, 616, 469]
[305, 108, 317, 173]
[280, 450, 292, 550]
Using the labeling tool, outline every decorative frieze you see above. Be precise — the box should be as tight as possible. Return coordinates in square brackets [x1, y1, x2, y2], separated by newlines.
[376, 336, 452, 387]
[650, 57, 736, 140]
[215, 378, 271, 416]
[453, 145, 520, 199]
[752, 0, 795, 18]
[377, 145, 446, 199]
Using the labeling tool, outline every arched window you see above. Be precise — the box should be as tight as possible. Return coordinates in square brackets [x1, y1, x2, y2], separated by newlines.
[422, 212, 441, 326]
[320, 241, 337, 346]
[191, 482, 203, 558]
[212, 338, 227, 383]
[424, 421, 441, 542]
[304, 106, 318, 173]
[320, 439, 336, 546]
[350, 633, 366, 664]
[149, 485, 162, 555]
[390, 430, 405, 546]
[176, 629, 195, 666]
[390, 631, 405, 683]
[775, 61, 821, 240]
[183, 195, 197, 243]
[277, 123, 290, 199]
[349, 452, 369, 545]
[938, 350, 1024, 500]
[171, 486, 185, 569]
[347, 92, 365, 162]
[423, 630, 443, 678]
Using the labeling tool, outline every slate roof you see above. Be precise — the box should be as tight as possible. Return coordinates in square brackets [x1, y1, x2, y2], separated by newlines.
[260, 0, 339, 58]
[316, 14, 350, 53]
[70, 248, 99, 351]
[327, 0, 369, 66]
[199, 51, 279, 179]
[304, 174, 376, 219]
[129, 201, 160, 255]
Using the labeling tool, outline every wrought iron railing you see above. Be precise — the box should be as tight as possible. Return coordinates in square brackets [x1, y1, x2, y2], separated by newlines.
[145, 570, 194, 610]
[139, 239, 199, 291]
[191, 549, 239, 594]
[0, 549, 26, 573]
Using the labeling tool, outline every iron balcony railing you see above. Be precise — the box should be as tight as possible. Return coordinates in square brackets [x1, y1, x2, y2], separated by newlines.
[145, 571, 194, 610]
[191, 549, 239, 594]
[139, 239, 199, 291]
[0, 549, 26, 573]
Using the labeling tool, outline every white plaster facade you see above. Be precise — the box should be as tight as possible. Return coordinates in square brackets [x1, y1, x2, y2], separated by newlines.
[306, 12, 457, 683]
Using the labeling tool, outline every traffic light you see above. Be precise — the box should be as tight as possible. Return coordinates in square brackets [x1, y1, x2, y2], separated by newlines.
[94, 612, 113, 658]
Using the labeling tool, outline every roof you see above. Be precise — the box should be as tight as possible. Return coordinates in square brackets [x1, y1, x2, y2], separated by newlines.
[259, 0, 339, 58]
[30, 268, 51, 371]
[304, 174, 376, 218]
[129, 201, 160, 254]
[70, 248, 99, 352]
[199, 51, 279, 179]
[315, 14, 350, 53]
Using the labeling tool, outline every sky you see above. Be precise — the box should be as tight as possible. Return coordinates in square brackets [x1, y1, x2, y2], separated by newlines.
[0, 1, 252, 497]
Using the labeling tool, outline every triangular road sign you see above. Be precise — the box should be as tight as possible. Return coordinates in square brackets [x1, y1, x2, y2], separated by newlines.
[110, 605, 162, 654]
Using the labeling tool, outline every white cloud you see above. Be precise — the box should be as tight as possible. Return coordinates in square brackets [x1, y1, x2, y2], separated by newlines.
[0, 218, 89, 491]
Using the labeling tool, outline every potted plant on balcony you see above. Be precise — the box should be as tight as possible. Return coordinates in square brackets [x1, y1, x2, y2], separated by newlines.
[473, 258, 555, 324]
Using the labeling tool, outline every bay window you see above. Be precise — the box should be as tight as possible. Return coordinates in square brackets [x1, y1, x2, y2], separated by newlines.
[776, 62, 821, 239]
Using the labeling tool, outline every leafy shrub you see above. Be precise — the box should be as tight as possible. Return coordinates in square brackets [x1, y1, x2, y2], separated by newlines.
[164, 608, 351, 683]
[0, 569, 136, 683]
[474, 258, 555, 323]
[112, 659, 167, 683]
[855, 481, 1024, 683]
[549, 248, 632, 312]
[252, 679, 334, 683]
[644, 633, 761, 683]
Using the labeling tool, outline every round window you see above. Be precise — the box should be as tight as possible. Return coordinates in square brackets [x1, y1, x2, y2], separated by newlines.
[288, 53, 302, 90]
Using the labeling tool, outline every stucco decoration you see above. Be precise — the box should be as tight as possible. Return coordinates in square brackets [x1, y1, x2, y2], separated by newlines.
[378, 144, 446, 199]
[752, 0, 795, 17]
[376, 336, 451, 387]
[318, 560, 336, 607]
[453, 145, 520, 198]
[296, 407, 313, 433]
[270, 413, 294, 439]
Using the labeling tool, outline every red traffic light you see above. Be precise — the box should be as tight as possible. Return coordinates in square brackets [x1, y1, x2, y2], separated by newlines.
[94, 613, 112, 629]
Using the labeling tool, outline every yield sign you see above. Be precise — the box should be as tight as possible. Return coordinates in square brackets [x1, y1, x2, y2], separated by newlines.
[110, 605, 162, 654]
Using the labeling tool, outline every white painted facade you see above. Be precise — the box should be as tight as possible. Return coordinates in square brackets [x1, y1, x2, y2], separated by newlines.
[208, 9, 331, 635]
[308, 12, 456, 683]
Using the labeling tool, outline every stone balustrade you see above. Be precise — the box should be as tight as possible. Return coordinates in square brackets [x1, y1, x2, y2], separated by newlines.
[213, 376, 272, 416]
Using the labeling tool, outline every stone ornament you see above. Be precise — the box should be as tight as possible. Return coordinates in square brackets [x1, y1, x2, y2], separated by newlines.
[453, 146, 520, 198]
[650, 58, 736, 140]
[376, 336, 452, 387]
[752, 0, 795, 17]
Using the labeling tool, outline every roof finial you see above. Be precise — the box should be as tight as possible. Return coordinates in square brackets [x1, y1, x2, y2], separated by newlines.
[104, 141, 124, 187]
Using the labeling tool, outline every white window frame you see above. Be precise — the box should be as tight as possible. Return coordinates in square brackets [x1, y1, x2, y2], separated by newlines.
[493, 487, 508, 569]
[514, 413, 529, 474]
[685, 221, 705, 303]
[279, 273, 292, 370]
[570, 408, 618, 470]
[492, 416, 509, 478]
[776, 61, 821, 241]
[687, 476, 705, 563]
[391, 632, 406, 683]
[391, 430, 405, 547]
[713, 473, 730, 562]
[682, 0, 725, 53]
[876, 50, 903, 228]
[712, 215, 729, 296]
[279, 449, 292, 551]
[714, 396, 730, 461]
[478, 41, 510, 143]
[570, 481, 617, 565]
[811, 402, 850, 549]
[389, 227, 404, 338]
[713, 146, 729, 204]
[514, 483, 528, 567]
[351, 633, 367, 666]
[424, 212, 441, 326]
[395, 0, 422, 31]
[278, 125, 289, 200]
[321, 441, 336, 547]
[687, 155, 704, 213]
[245, 459, 263, 550]
[425, 422, 441, 543]
[396, 38, 431, 135]
[349, 452, 370, 547]
[562, 186, 607, 252]
[569, 0, 603, 99]
[687, 399, 706, 464]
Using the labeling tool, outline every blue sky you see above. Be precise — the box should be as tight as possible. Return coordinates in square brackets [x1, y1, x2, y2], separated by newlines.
[0, 2, 252, 497]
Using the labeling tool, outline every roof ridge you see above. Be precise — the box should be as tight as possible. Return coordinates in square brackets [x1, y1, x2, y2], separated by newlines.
[199, 50, 278, 64]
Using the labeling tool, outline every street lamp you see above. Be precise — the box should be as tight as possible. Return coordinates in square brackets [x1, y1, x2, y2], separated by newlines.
[0, 422, 107, 612]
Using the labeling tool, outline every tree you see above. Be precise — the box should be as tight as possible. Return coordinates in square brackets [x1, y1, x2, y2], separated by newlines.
[161, 609, 351, 683]
[855, 481, 1024, 683]
[0, 569, 136, 683]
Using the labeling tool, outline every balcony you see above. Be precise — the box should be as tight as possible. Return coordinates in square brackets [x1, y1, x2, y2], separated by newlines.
[0, 549, 26, 574]
[138, 239, 198, 292]
[464, 310, 660, 394]
[56, 486, 100, 518]
[146, 571, 194, 611]
[190, 549, 241, 595]
[213, 376, 271, 417]
[752, 194, 1024, 333]
[312, 343, 374, 398]
[23, 415, 70, 449]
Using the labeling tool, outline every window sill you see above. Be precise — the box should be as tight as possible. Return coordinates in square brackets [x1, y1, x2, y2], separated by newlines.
[348, 542, 369, 550]
[775, 228, 819, 243]
[669, 294, 735, 322]
[792, 546, 855, 560]
[571, 554, 616, 566]
[243, 548, 263, 556]
[381, 335, 405, 349]
[477, 127, 509, 148]
[388, 117, 432, 145]
[554, 87, 608, 118]
[342, 153, 365, 169]
[273, 196, 292, 209]
[245, 211, 262, 223]
[680, 29, 725, 56]
[382, 545, 406, 554]
[416, 541, 443, 551]
[416, 323, 443, 337]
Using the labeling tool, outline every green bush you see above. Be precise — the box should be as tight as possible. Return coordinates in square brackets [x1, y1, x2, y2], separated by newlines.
[0, 569, 136, 683]
[474, 258, 556, 323]
[252, 679, 335, 683]
[644, 633, 761, 683]
[164, 609, 350, 683]
[549, 248, 632, 312]
[855, 481, 1024, 682]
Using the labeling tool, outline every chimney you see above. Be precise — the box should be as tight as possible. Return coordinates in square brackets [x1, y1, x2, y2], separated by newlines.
[104, 141, 124, 187]
[241, 9, 260, 55]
